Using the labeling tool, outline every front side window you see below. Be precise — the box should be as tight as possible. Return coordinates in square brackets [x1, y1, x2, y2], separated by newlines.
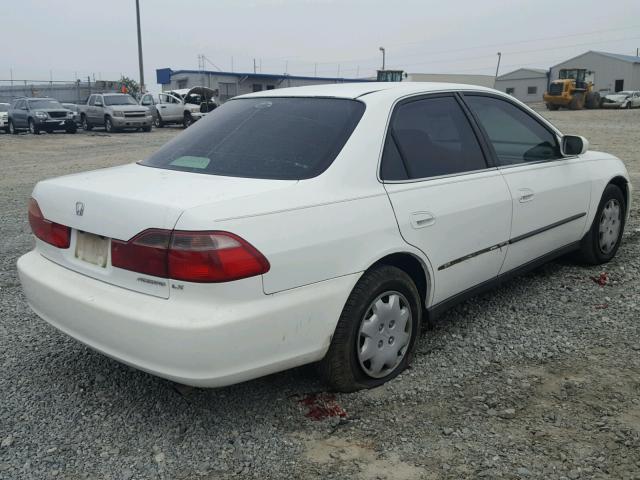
[464, 95, 561, 165]
[140, 97, 365, 180]
[380, 95, 487, 181]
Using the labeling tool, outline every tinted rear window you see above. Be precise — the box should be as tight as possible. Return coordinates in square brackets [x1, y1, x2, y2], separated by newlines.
[140, 97, 365, 180]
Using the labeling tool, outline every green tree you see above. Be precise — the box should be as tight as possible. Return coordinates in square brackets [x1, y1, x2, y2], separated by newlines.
[119, 76, 140, 96]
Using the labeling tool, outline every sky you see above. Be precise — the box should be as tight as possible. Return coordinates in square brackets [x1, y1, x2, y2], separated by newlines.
[2, 0, 640, 93]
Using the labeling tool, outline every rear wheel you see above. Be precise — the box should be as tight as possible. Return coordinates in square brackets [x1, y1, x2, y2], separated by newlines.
[546, 103, 560, 111]
[28, 119, 40, 135]
[82, 115, 92, 131]
[576, 184, 625, 265]
[154, 114, 164, 128]
[319, 265, 422, 392]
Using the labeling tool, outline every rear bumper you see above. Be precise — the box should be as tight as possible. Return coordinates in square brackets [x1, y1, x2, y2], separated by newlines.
[17, 251, 358, 387]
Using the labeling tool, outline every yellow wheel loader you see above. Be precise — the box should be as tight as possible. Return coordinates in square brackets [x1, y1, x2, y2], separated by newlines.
[543, 68, 600, 110]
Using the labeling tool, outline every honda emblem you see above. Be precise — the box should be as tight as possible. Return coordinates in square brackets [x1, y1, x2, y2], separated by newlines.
[75, 202, 84, 216]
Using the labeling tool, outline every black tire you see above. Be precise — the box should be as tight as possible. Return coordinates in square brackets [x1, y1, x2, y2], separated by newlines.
[569, 93, 585, 110]
[8, 120, 17, 135]
[28, 118, 40, 135]
[104, 116, 115, 133]
[319, 265, 422, 392]
[585, 92, 600, 109]
[576, 184, 626, 265]
[182, 113, 193, 128]
[546, 103, 560, 111]
[66, 125, 77, 134]
[142, 126, 151, 132]
[81, 115, 92, 131]
[154, 114, 164, 128]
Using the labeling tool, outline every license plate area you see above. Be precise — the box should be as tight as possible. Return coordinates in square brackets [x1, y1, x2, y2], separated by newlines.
[75, 231, 109, 268]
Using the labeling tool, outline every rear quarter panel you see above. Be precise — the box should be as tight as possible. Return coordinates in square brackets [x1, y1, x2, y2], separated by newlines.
[175, 186, 432, 295]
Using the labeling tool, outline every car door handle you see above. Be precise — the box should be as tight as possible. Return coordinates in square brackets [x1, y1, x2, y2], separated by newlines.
[519, 188, 535, 203]
[160, 105, 166, 108]
[410, 212, 435, 229]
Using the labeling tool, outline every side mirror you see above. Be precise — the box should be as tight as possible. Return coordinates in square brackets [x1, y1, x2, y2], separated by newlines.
[562, 135, 589, 156]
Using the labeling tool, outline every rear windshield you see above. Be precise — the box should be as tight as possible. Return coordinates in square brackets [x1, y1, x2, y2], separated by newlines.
[139, 97, 365, 180]
[104, 95, 138, 106]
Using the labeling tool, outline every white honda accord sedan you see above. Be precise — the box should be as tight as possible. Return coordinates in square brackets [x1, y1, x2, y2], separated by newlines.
[18, 82, 631, 391]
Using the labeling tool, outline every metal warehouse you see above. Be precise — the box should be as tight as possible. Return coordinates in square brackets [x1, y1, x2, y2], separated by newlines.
[494, 68, 548, 103]
[550, 51, 640, 94]
[156, 68, 369, 103]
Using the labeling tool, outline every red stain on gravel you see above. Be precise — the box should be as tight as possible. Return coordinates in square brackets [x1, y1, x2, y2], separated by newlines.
[591, 272, 609, 286]
[298, 393, 347, 420]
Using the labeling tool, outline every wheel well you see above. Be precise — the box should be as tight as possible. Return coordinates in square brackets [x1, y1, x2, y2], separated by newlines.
[368, 253, 428, 306]
[609, 176, 629, 209]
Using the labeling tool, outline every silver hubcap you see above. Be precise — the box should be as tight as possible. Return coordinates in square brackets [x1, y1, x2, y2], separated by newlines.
[599, 199, 621, 254]
[357, 291, 412, 379]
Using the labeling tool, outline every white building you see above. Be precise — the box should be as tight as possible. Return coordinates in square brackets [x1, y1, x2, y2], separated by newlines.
[494, 68, 548, 103]
[405, 73, 495, 88]
[549, 50, 640, 94]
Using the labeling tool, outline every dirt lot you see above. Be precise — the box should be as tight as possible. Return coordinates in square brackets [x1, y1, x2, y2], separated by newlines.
[1, 109, 639, 480]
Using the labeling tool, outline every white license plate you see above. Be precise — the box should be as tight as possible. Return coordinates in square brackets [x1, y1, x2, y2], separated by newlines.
[75, 231, 109, 268]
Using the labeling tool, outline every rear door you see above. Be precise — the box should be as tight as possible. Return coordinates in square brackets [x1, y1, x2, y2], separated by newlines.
[382, 93, 513, 306]
[463, 94, 591, 273]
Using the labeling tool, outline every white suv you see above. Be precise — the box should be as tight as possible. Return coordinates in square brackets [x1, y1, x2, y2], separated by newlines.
[141, 86, 217, 128]
[0, 103, 9, 132]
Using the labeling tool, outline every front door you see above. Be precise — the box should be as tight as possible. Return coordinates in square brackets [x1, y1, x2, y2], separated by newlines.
[381, 94, 513, 305]
[463, 94, 591, 273]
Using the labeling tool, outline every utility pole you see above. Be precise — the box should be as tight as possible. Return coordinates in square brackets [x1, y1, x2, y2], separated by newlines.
[253, 58, 257, 74]
[337, 64, 340, 77]
[10, 68, 13, 87]
[231, 56, 234, 72]
[379, 47, 386, 70]
[494, 52, 502, 86]
[314, 63, 317, 77]
[135, 0, 145, 92]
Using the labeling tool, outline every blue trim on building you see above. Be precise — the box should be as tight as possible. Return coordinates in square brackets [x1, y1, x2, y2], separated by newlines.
[156, 68, 372, 85]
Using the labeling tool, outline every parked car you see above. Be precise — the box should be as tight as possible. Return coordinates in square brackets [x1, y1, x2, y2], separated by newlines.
[0, 103, 9, 132]
[78, 93, 152, 132]
[17, 83, 631, 392]
[62, 103, 81, 126]
[8, 98, 77, 134]
[600, 90, 640, 109]
[140, 86, 217, 128]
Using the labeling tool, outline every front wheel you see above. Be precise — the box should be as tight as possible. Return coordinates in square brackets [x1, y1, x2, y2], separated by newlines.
[319, 265, 422, 392]
[8, 120, 17, 135]
[28, 119, 40, 135]
[104, 116, 115, 133]
[66, 126, 77, 134]
[154, 115, 164, 128]
[576, 184, 626, 265]
[182, 113, 193, 128]
[142, 126, 151, 132]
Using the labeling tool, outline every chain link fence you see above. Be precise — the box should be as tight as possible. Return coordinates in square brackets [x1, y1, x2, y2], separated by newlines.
[0, 79, 122, 104]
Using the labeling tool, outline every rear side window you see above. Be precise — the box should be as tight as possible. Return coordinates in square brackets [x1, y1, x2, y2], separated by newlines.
[140, 97, 365, 180]
[464, 95, 561, 165]
[381, 95, 487, 180]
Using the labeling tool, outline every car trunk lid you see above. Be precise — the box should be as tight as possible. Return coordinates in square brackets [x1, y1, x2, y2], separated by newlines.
[32, 163, 295, 298]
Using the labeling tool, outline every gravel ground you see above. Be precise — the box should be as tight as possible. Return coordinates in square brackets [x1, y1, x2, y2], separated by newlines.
[1, 109, 639, 480]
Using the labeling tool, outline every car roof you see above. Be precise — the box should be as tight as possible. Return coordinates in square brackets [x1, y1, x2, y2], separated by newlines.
[238, 81, 497, 100]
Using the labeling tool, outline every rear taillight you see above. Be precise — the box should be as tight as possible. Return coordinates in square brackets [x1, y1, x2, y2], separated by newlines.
[111, 229, 270, 283]
[111, 229, 170, 278]
[28, 198, 71, 248]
